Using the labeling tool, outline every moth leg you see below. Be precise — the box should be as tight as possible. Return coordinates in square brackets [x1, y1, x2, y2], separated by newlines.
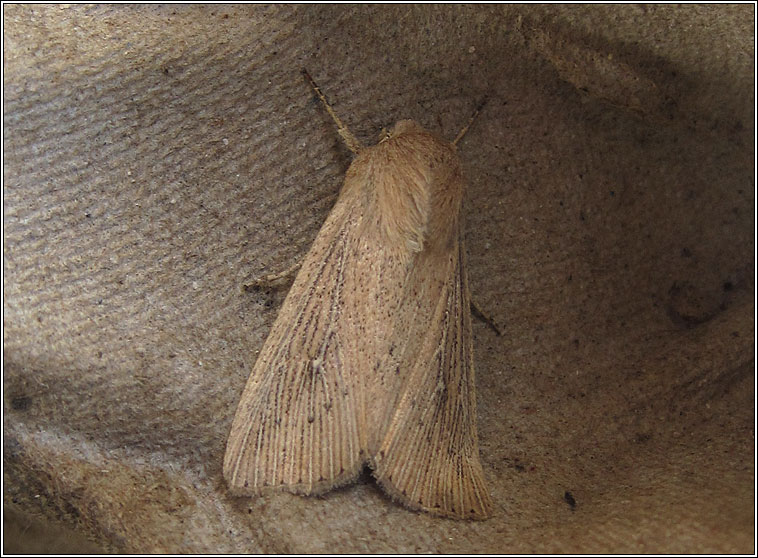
[241, 261, 302, 292]
[452, 97, 488, 146]
[469, 299, 502, 336]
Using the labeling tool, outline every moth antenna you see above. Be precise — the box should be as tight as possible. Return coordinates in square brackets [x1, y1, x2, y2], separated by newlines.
[302, 68, 364, 154]
[452, 97, 488, 147]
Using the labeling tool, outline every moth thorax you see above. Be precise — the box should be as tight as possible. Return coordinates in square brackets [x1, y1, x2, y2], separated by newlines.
[360, 121, 464, 254]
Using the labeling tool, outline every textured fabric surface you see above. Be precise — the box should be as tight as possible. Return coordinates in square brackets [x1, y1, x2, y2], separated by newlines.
[3, 4, 754, 553]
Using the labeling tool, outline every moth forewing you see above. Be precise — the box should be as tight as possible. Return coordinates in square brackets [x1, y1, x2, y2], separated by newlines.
[371, 233, 493, 519]
[224, 80, 491, 519]
[223, 188, 369, 495]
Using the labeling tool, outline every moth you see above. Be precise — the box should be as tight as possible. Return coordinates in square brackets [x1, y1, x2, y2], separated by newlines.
[223, 70, 492, 519]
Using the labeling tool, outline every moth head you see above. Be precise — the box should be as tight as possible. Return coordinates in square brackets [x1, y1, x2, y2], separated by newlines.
[381, 120, 427, 143]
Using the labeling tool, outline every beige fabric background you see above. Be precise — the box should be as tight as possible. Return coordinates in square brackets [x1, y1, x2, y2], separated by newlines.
[3, 4, 754, 553]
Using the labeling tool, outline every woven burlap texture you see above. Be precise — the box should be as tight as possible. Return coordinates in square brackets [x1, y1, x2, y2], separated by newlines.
[3, 4, 754, 553]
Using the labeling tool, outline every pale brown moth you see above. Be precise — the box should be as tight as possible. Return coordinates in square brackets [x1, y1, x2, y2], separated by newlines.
[223, 70, 492, 520]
